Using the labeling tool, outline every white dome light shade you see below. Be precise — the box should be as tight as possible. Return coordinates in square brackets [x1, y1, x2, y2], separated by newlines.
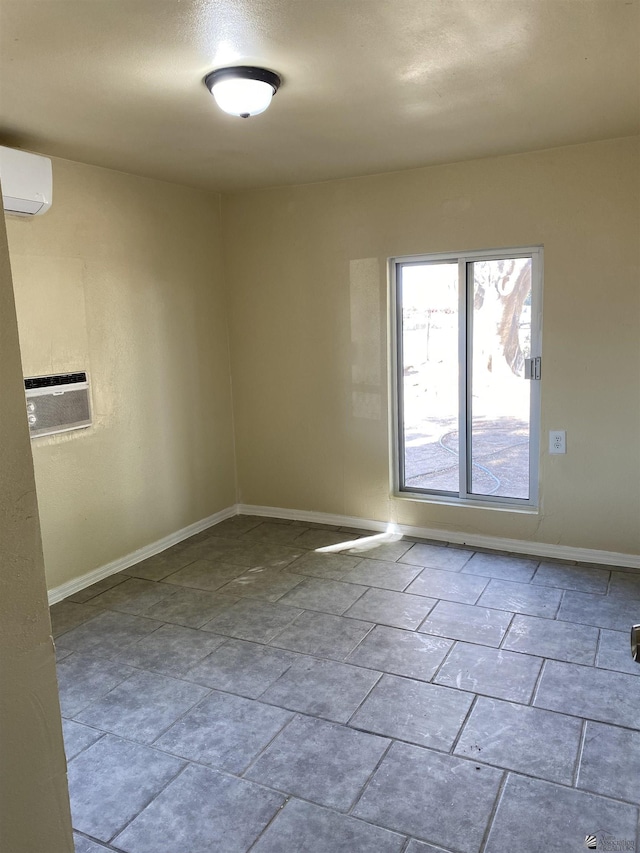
[204, 67, 281, 118]
[213, 78, 273, 117]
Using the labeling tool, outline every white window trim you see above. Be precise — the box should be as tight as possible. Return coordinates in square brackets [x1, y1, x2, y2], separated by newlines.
[389, 245, 543, 511]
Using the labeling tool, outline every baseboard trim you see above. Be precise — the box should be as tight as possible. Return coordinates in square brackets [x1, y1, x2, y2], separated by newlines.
[48, 505, 238, 605]
[49, 500, 639, 604]
[239, 503, 640, 569]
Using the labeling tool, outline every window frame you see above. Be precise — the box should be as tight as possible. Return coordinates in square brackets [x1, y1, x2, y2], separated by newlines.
[389, 246, 543, 511]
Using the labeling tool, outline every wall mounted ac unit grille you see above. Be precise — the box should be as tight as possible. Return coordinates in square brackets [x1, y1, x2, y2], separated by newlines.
[24, 372, 92, 438]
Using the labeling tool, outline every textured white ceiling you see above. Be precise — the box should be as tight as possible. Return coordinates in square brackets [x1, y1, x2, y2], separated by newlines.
[0, 0, 638, 191]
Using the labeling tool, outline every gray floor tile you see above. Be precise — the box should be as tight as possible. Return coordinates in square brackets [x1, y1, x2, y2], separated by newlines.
[502, 614, 599, 665]
[236, 542, 307, 570]
[55, 646, 73, 661]
[217, 568, 307, 601]
[260, 656, 381, 723]
[251, 798, 406, 853]
[342, 558, 423, 591]
[57, 653, 136, 717]
[286, 551, 362, 581]
[277, 577, 367, 615]
[597, 629, 640, 675]
[350, 674, 473, 750]
[344, 588, 436, 630]
[62, 719, 103, 760]
[114, 624, 227, 677]
[68, 573, 129, 603]
[180, 535, 253, 564]
[418, 600, 513, 647]
[269, 610, 373, 660]
[162, 558, 246, 591]
[200, 598, 303, 642]
[142, 587, 240, 628]
[89, 577, 176, 615]
[347, 539, 413, 562]
[434, 642, 542, 703]
[400, 543, 472, 572]
[67, 735, 185, 843]
[405, 842, 453, 853]
[608, 569, 640, 600]
[534, 660, 640, 729]
[346, 625, 453, 681]
[122, 548, 196, 581]
[73, 834, 113, 853]
[353, 741, 503, 853]
[56, 610, 164, 658]
[477, 579, 562, 618]
[245, 714, 390, 811]
[155, 690, 293, 773]
[186, 639, 299, 697]
[462, 552, 538, 582]
[294, 529, 357, 549]
[113, 763, 284, 853]
[557, 590, 640, 631]
[75, 670, 209, 743]
[405, 568, 489, 604]
[532, 561, 610, 593]
[207, 514, 265, 537]
[577, 721, 640, 804]
[241, 521, 310, 544]
[455, 697, 582, 784]
[484, 773, 639, 853]
[50, 601, 102, 638]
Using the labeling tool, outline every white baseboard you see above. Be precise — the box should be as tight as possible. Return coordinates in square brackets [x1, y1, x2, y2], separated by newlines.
[49, 501, 639, 604]
[239, 503, 640, 570]
[48, 505, 238, 605]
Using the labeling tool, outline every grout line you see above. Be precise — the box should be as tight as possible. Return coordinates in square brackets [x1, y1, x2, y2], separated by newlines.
[498, 611, 517, 649]
[240, 713, 298, 778]
[478, 771, 509, 853]
[245, 795, 290, 852]
[529, 658, 547, 706]
[343, 670, 385, 727]
[572, 718, 588, 788]
[449, 693, 479, 755]
[73, 831, 127, 853]
[106, 761, 190, 845]
[594, 628, 603, 668]
[346, 739, 394, 816]
[429, 638, 458, 683]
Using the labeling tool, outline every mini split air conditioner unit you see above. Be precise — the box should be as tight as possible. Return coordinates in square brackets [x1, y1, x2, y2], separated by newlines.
[0, 145, 52, 216]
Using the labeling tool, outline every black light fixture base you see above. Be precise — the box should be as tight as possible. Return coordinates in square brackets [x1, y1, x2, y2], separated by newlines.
[203, 66, 282, 96]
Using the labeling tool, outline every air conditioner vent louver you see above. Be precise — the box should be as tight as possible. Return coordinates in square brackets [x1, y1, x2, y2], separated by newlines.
[24, 372, 92, 439]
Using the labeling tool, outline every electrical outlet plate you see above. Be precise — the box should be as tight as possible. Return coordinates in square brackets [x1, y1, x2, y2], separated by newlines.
[549, 430, 566, 454]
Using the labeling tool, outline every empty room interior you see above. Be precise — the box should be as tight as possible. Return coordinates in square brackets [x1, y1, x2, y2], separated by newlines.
[1, 1, 639, 852]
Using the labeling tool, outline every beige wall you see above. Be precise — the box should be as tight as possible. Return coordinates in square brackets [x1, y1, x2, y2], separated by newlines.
[223, 137, 640, 556]
[6, 157, 237, 591]
[0, 202, 73, 849]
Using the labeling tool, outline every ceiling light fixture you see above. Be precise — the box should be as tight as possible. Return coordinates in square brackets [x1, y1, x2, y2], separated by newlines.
[204, 66, 281, 118]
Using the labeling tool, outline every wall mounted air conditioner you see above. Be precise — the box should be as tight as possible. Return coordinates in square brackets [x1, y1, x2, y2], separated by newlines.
[25, 372, 92, 438]
[0, 145, 52, 216]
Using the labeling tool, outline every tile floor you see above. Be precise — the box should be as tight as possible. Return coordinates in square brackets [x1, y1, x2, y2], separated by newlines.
[51, 516, 640, 853]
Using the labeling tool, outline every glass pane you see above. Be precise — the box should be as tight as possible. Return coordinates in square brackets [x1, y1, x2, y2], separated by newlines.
[469, 257, 532, 499]
[400, 262, 459, 493]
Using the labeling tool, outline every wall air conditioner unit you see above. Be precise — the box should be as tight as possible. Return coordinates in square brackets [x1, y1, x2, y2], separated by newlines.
[0, 145, 52, 216]
[25, 372, 92, 439]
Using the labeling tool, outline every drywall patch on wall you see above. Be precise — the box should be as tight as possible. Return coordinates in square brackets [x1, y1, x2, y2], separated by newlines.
[350, 257, 382, 386]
